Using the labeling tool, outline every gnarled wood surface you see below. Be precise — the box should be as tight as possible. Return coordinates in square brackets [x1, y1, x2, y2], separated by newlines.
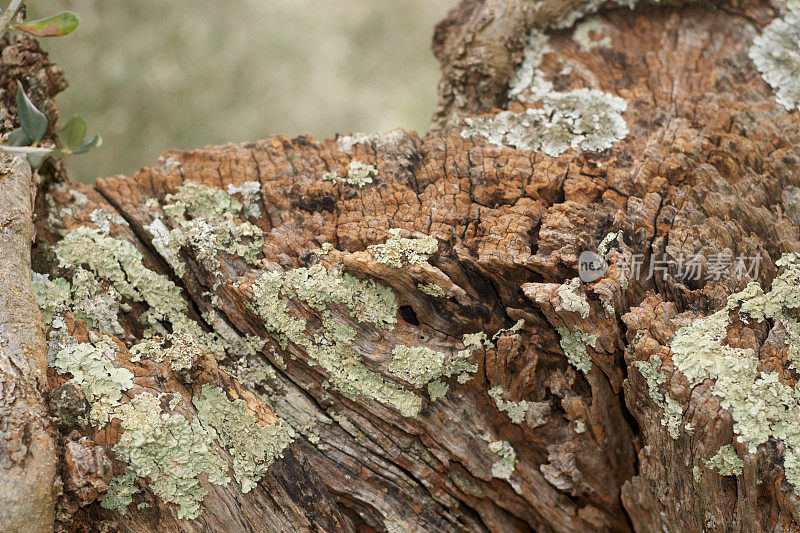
[3, 0, 800, 531]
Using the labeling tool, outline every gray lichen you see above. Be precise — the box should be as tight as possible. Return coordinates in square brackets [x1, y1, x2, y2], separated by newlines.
[572, 17, 611, 52]
[634, 355, 682, 439]
[488, 440, 517, 480]
[667, 253, 800, 491]
[32, 269, 127, 335]
[389, 344, 477, 395]
[556, 325, 596, 374]
[226, 181, 262, 218]
[418, 282, 446, 298]
[749, 9, 800, 111]
[193, 384, 295, 493]
[130, 333, 201, 372]
[488, 386, 529, 424]
[368, 229, 438, 268]
[322, 160, 378, 188]
[106, 392, 228, 519]
[54, 226, 223, 355]
[250, 264, 422, 417]
[557, 278, 590, 319]
[53, 340, 134, 427]
[462, 88, 628, 157]
[703, 444, 743, 477]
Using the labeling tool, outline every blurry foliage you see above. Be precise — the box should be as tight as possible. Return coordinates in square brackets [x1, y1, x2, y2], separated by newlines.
[31, 0, 454, 183]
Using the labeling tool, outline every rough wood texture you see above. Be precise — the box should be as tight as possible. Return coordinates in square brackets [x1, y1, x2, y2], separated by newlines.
[4, 0, 800, 531]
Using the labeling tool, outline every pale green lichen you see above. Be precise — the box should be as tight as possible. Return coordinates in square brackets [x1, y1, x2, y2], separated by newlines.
[163, 181, 242, 220]
[53, 341, 134, 427]
[130, 333, 201, 372]
[427, 380, 450, 401]
[251, 264, 422, 417]
[108, 392, 228, 519]
[668, 253, 800, 492]
[693, 465, 702, 483]
[488, 440, 517, 480]
[703, 444, 743, 477]
[575, 420, 586, 434]
[100, 470, 140, 514]
[488, 386, 529, 424]
[557, 278, 590, 318]
[54, 226, 223, 355]
[90, 208, 128, 233]
[159, 182, 264, 268]
[749, 9, 800, 111]
[322, 160, 378, 188]
[418, 282, 446, 298]
[32, 269, 127, 334]
[557, 325, 596, 374]
[389, 345, 477, 394]
[193, 385, 295, 493]
[226, 181, 262, 218]
[368, 229, 438, 268]
[634, 355, 682, 439]
[462, 88, 628, 157]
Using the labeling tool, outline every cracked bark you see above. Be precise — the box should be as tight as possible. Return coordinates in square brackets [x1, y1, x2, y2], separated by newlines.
[3, 0, 800, 531]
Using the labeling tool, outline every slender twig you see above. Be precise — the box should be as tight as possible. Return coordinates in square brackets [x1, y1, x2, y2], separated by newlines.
[0, 0, 25, 39]
[0, 145, 53, 155]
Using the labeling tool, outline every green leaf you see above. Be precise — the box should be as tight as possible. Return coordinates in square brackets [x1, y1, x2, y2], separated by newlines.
[15, 81, 48, 143]
[27, 152, 50, 169]
[58, 115, 87, 150]
[15, 12, 80, 37]
[71, 134, 102, 155]
[6, 128, 32, 147]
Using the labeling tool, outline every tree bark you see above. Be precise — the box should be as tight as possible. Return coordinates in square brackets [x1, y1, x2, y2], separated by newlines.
[3, 0, 800, 531]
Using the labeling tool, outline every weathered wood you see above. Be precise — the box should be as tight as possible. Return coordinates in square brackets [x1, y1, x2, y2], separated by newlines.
[4, 0, 800, 531]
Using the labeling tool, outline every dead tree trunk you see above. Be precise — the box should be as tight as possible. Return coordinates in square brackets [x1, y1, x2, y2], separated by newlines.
[3, 0, 800, 531]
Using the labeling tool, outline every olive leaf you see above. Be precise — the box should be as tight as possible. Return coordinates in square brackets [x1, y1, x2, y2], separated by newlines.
[58, 115, 87, 151]
[6, 127, 31, 147]
[15, 12, 79, 37]
[15, 81, 48, 143]
[70, 134, 102, 155]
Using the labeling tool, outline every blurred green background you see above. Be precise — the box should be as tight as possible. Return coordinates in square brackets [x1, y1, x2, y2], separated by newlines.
[29, 1, 454, 183]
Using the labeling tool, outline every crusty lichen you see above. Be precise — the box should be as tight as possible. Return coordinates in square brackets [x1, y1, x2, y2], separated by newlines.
[226, 181, 262, 218]
[488, 386, 529, 424]
[572, 16, 611, 52]
[557, 278, 590, 318]
[251, 264, 422, 417]
[668, 253, 800, 491]
[54, 226, 223, 355]
[389, 344, 478, 396]
[463, 88, 628, 157]
[322, 160, 378, 188]
[749, 9, 800, 111]
[32, 269, 127, 334]
[159, 181, 265, 269]
[634, 355, 682, 439]
[557, 325, 596, 373]
[106, 392, 228, 519]
[130, 333, 201, 372]
[193, 385, 295, 493]
[703, 444, 743, 477]
[90, 208, 128, 233]
[418, 282, 446, 298]
[53, 340, 134, 427]
[488, 440, 517, 480]
[368, 229, 438, 268]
